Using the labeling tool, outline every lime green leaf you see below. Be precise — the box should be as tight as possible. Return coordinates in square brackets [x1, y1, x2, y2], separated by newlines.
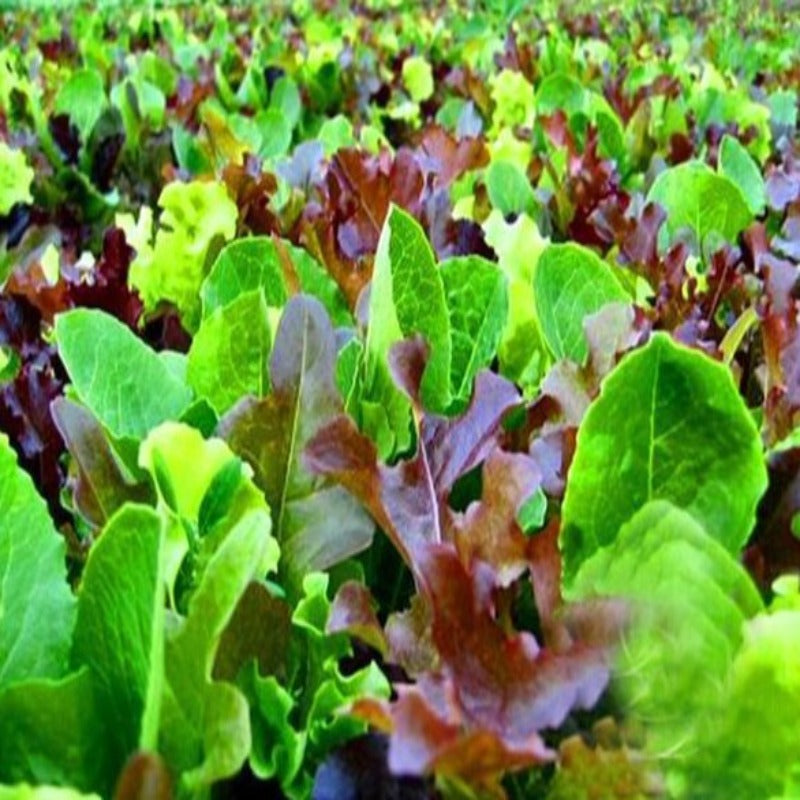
[0, 143, 33, 215]
[127, 181, 238, 332]
[188, 290, 272, 415]
[201, 237, 350, 326]
[363, 205, 451, 454]
[685, 606, 800, 800]
[718, 134, 766, 216]
[0, 786, 99, 800]
[536, 72, 585, 116]
[646, 161, 753, 250]
[485, 161, 535, 217]
[55, 309, 193, 441]
[482, 210, 551, 392]
[0, 435, 75, 687]
[71, 505, 164, 795]
[54, 69, 107, 142]
[490, 68, 535, 129]
[561, 333, 767, 585]
[244, 573, 389, 799]
[402, 56, 434, 103]
[317, 115, 355, 156]
[0, 671, 96, 788]
[534, 243, 629, 364]
[139, 423, 273, 601]
[440, 255, 508, 402]
[269, 77, 301, 130]
[159, 509, 278, 795]
[569, 501, 762, 758]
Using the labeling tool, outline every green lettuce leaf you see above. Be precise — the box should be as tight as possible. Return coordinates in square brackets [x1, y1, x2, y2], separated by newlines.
[646, 160, 753, 251]
[0, 435, 75, 687]
[243, 573, 390, 800]
[200, 236, 350, 326]
[482, 210, 551, 393]
[533, 243, 629, 364]
[138, 422, 274, 604]
[569, 501, 762, 759]
[440, 255, 508, 404]
[718, 134, 766, 216]
[158, 509, 279, 797]
[0, 142, 34, 216]
[682, 608, 800, 800]
[561, 333, 767, 585]
[187, 290, 272, 415]
[53, 69, 107, 143]
[70, 506, 165, 796]
[55, 309, 193, 441]
[0, 671, 95, 789]
[362, 205, 451, 455]
[122, 181, 238, 332]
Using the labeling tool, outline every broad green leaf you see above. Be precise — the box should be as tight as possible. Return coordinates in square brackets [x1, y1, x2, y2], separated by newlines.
[363, 205, 451, 454]
[402, 56, 434, 103]
[201, 236, 350, 326]
[139, 422, 272, 601]
[71, 505, 165, 796]
[561, 333, 767, 584]
[54, 69, 107, 142]
[569, 501, 762, 758]
[0, 435, 75, 687]
[0, 143, 33, 216]
[219, 296, 372, 595]
[0, 671, 96, 789]
[159, 509, 278, 796]
[440, 256, 508, 402]
[536, 72, 585, 116]
[534, 243, 628, 364]
[485, 161, 535, 217]
[269, 77, 301, 130]
[55, 309, 193, 441]
[482, 210, 551, 393]
[125, 181, 238, 332]
[317, 115, 355, 156]
[682, 605, 800, 800]
[718, 134, 766, 216]
[255, 108, 293, 159]
[646, 161, 753, 250]
[188, 290, 272, 415]
[202, 237, 288, 315]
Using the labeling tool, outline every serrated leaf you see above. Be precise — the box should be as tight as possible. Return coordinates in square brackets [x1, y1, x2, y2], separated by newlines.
[126, 181, 238, 332]
[159, 509, 278, 795]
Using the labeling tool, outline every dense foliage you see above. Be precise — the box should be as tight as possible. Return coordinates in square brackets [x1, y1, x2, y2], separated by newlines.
[1, 1, 799, 798]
